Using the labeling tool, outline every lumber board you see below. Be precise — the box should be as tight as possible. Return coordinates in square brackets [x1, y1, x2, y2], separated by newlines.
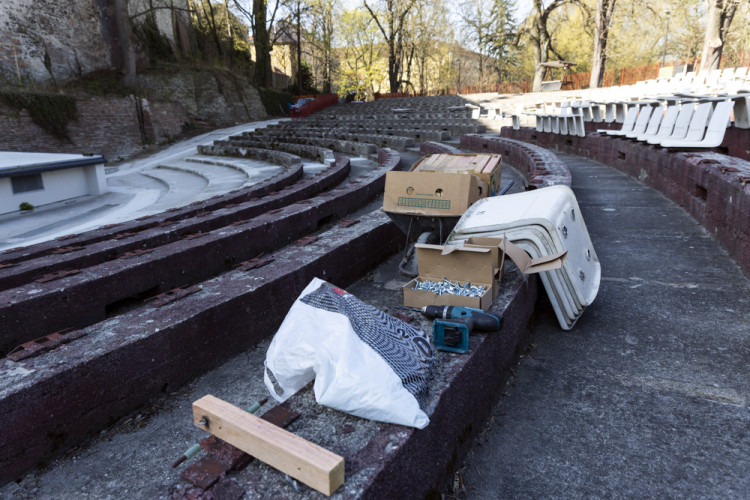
[192, 395, 344, 496]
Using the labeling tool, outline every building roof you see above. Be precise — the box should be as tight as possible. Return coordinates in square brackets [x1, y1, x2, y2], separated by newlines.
[0, 152, 106, 178]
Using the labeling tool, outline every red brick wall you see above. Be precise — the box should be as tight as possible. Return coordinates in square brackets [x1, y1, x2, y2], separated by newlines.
[0, 96, 143, 160]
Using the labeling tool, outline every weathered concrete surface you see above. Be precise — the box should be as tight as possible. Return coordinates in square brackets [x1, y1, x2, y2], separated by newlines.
[457, 152, 750, 499]
[0, 207, 403, 487]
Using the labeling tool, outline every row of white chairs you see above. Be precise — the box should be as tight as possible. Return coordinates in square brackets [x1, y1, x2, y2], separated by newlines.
[597, 93, 749, 148]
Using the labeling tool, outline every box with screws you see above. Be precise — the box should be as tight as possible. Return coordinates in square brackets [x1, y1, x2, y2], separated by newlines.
[402, 244, 498, 310]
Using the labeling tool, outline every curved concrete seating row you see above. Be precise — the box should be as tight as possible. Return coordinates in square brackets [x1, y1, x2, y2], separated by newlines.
[0, 158, 352, 294]
[243, 133, 378, 156]
[196, 144, 301, 167]
[182, 156, 257, 179]
[0, 155, 399, 351]
[419, 141, 464, 155]
[304, 116, 484, 127]
[215, 137, 334, 163]
[0, 206, 403, 487]
[329, 109, 475, 120]
[0, 163, 305, 266]
[241, 130, 378, 156]
[461, 134, 572, 188]
[502, 127, 750, 275]
[253, 127, 416, 151]
[142, 166, 210, 209]
[298, 119, 487, 135]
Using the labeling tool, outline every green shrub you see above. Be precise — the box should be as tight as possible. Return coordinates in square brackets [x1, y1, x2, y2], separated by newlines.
[19, 202, 34, 211]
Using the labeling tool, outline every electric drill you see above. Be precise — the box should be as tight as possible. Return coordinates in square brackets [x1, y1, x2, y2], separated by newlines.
[397, 305, 503, 353]
[418, 305, 503, 332]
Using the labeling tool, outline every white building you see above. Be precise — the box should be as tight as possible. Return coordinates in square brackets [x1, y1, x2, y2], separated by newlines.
[0, 152, 107, 215]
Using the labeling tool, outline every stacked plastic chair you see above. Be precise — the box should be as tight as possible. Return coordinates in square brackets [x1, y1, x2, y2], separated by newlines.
[446, 185, 601, 330]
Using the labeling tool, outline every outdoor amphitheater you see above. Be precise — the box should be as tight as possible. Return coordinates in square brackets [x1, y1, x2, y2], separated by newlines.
[1, 65, 749, 499]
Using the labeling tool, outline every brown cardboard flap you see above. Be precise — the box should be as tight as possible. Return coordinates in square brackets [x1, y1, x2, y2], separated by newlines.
[499, 240, 567, 273]
[415, 243, 494, 284]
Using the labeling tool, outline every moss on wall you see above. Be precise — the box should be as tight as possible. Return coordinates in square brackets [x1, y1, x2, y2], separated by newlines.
[0, 92, 77, 141]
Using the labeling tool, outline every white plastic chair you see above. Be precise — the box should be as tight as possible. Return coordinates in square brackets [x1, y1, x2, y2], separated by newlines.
[661, 100, 731, 148]
[729, 93, 749, 129]
[598, 105, 639, 136]
[638, 104, 679, 142]
[625, 105, 657, 138]
[648, 102, 695, 144]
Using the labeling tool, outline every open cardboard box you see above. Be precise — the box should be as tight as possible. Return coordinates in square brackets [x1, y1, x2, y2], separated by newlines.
[383, 170, 488, 216]
[402, 238, 568, 311]
[402, 243, 498, 310]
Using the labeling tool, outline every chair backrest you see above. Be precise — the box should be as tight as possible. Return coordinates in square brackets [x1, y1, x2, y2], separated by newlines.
[619, 106, 639, 132]
[670, 102, 697, 139]
[684, 102, 713, 142]
[655, 105, 680, 138]
[702, 100, 734, 145]
[630, 105, 654, 135]
[732, 95, 749, 129]
[642, 105, 665, 136]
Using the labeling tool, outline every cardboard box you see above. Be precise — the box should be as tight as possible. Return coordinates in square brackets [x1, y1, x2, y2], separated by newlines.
[383, 170, 488, 216]
[402, 243, 498, 310]
[411, 153, 502, 196]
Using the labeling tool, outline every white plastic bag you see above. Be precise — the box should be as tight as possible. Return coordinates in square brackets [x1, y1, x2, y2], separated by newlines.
[264, 278, 434, 428]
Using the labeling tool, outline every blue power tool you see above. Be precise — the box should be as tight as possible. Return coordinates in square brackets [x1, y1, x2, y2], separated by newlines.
[397, 305, 503, 353]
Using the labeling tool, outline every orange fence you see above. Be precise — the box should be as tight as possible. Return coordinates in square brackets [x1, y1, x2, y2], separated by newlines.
[369, 52, 750, 100]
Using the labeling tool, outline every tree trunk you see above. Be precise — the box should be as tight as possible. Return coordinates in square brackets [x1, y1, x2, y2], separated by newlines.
[204, 0, 224, 58]
[590, 0, 616, 89]
[364, 0, 414, 94]
[113, 0, 137, 88]
[532, 39, 548, 92]
[530, 0, 551, 92]
[699, 0, 740, 73]
[252, 0, 272, 87]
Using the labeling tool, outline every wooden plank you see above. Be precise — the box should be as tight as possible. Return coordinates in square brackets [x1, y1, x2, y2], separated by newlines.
[192, 395, 344, 496]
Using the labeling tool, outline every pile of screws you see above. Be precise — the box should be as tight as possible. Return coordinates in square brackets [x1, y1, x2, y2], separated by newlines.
[413, 278, 486, 297]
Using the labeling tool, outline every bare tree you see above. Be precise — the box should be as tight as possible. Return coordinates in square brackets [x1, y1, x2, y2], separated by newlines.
[306, 0, 336, 93]
[233, 0, 282, 86]
[699, 0, 742, 73]
[589, 0, 615, 88]
[459, 0, 494, 87]
[522, 0, 577, 92]
[363, 0, 417, 93]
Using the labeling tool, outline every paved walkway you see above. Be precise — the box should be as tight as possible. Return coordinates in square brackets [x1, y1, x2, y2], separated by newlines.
[460, 152, 750, 498]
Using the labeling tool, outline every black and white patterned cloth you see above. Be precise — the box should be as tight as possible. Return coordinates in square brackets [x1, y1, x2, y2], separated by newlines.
[301, 284, 434, 406]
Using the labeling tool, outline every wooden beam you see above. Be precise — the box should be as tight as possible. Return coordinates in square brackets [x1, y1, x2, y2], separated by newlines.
[192, 395, 344, 496]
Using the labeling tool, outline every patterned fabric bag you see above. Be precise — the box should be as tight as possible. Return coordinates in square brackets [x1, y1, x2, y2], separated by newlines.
[264, 277, 434, 428]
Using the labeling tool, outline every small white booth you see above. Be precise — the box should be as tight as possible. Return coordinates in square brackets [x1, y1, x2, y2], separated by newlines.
[0, 152, 107, 215]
